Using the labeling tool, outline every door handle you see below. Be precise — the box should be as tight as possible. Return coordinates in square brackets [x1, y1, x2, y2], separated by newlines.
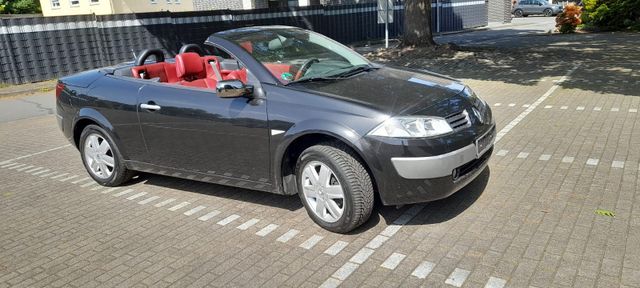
[140, 103, 161, 111]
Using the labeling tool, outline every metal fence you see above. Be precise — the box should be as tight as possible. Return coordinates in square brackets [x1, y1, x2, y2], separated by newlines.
[0, 1, 487, 84]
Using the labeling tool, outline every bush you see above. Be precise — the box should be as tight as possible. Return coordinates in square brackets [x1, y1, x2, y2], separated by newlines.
[581, 0, 640, 30]
[0, 0, 41, 14]
[556, 3, 583, 33]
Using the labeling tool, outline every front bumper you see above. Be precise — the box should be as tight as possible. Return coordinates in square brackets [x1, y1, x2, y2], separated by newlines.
[363, 124, 495, 205]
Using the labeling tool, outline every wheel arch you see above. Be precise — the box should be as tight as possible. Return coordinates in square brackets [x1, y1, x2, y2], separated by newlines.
[71, 108, 126, 158]
[276, 128, 378, 198]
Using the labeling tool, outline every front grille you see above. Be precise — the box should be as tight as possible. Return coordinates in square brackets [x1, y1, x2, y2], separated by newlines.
[446, 110, 471, 131]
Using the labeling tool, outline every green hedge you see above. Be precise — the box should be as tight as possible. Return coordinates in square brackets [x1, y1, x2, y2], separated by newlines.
[581, 0, 640, 30]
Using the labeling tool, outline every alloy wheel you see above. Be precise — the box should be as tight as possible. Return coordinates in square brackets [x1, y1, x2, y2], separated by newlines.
[301, 161, 345, 223]
[83, 133, 115, 179]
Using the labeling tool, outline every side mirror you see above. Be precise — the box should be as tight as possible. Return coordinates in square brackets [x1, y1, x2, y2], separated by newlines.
[216, 80, 253, 98]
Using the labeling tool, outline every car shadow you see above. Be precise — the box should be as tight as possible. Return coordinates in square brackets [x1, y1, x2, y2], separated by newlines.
[125, 166, 489, 233]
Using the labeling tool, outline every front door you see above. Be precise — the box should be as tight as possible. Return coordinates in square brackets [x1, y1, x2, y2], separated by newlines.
[136, 82, 270, 184]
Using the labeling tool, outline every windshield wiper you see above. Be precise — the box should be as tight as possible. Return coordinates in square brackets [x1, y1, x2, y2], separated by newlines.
[330, 64, 377, 79]
[287, 76, 340, 85]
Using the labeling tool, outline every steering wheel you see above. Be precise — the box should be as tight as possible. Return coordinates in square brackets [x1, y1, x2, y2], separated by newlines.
[135, 49, 165, 66]
[178, 44, 204, 56]
[294, 59, 320, 81]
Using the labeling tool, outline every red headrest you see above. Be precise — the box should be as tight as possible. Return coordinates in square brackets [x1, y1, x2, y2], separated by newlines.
[239, 41, 253, 53]
[175, 52, 204, 80]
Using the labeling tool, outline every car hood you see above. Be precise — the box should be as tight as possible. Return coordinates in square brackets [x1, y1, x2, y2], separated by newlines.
[290, 66, 467, 117]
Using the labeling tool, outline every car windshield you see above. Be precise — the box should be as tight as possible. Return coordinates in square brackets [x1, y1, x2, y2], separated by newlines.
[216, 28, 371, 84]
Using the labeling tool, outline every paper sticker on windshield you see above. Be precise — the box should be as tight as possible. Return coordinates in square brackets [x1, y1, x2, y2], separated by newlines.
[281, 72, 294, 81]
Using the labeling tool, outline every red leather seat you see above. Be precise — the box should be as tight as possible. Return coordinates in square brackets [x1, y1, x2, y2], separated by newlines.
[131, 62, 178, 83]
[175, 52, 214, 89]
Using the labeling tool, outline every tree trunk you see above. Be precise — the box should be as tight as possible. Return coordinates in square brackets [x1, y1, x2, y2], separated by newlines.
[403, 0, 436, 46]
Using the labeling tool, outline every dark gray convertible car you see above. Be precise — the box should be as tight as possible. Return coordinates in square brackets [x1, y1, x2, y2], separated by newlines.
[56, 26, 495, 233]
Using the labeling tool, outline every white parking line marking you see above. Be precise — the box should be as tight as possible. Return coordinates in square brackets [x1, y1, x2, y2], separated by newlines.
[256, 224, 279, 236]
[7, 163, 26, 169]
[276, 229, 299, 243]
[1, 163, 21, 169]
[324, 241, 349, 256]
[508, 103, 515, 107]
[594, 107, 602, 111]
[50, 172, 68, 179]
[496, 150, 508, 156]
[59, 175, 78, 182]
[445, 268, 471, 287]
[113, 189, 134, 197]
[319, 278, 341, 288]
[516, 152, 529, 159]
[2, 144, 72, 163]
[562, 156, 574, 163]
[138, 196, 160, 205]
[168, 202, 190, 211]
[612, 161, 625, 168]
[539, 154, 551, 161]
[299, 235, 324, 250]
[560, 106, 568, 110]
[495, 64, 579, 143]
[197, 210, 220, 221]
[332, 262, 359, 281]
[544, 105, 552, 109]
[32, 169, 51, 176]
[411, 261, 436, 279]
[237, 218, 260, 230]
[349, 248, 375, 264]
[100, 187, 119, 194]
[630, 108, 638, 113]
[586, 158, 599, 166]
[126, 192, 147, 200]
[71, 177, 91, 184]
[184, 205, 206, 216]
[40, 171, 58, 177]
[381, 253, 406, 270]
[576, 106, 585, 110]
[485, 276, 507, 288]
[80, 181, 96, 188]
[0, 160, 12, 166]
[217, 214, 240, 226]
[611, 107, 619, 112]
[494, 103, 502, 106]
[154, 198, 176, 207]
[522, 104, 530, 108]
[90, 186, 103, 191]
[25, 167, 43, 173]
[17, 165, 34, 172]
[365, 235, 389, 249]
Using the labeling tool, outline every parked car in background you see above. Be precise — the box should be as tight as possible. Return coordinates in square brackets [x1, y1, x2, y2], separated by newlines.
[512, 0, 563, 17]
[55, 26, 494, 233]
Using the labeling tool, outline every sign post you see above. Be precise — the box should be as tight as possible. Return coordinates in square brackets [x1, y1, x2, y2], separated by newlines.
[377, 0, 394, 48]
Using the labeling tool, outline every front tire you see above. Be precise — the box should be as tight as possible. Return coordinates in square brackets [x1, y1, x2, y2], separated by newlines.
[544, 8, 553, 16]
[296, 142, 374, 233]
[79, 124, 134, 186]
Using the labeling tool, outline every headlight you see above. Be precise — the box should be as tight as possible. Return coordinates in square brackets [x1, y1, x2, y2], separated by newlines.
[368, 116, 453, 138]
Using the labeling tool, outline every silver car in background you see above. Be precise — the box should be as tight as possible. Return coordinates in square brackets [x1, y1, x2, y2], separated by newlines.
[512, 0, 563, 17]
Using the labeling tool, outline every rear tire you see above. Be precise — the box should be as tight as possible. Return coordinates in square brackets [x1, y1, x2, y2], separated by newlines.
[296, 142, 374, 233]
[514, 9, 524, 17]
[79, 124, 135, 186]
[544, 8, 553, 16]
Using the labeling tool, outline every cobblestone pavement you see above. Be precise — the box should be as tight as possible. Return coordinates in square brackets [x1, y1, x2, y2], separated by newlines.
[1, 32, 639, 288]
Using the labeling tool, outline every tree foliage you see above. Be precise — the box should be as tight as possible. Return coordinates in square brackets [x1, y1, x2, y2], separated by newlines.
[581, 0, 640, 30]
[0, 0, 42, 14]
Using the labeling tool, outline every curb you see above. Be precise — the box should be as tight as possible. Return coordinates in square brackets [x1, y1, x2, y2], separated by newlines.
[0, 80, 57, 99]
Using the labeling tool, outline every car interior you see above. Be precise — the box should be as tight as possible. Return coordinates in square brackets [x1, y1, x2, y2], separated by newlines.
[124, 43, 293, 90]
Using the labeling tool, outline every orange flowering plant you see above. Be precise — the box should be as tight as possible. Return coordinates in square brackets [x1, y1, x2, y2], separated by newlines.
[556, 3, 583, 33]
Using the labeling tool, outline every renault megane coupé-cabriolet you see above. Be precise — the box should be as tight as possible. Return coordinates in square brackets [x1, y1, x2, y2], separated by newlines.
[56, 26, 495, 233]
